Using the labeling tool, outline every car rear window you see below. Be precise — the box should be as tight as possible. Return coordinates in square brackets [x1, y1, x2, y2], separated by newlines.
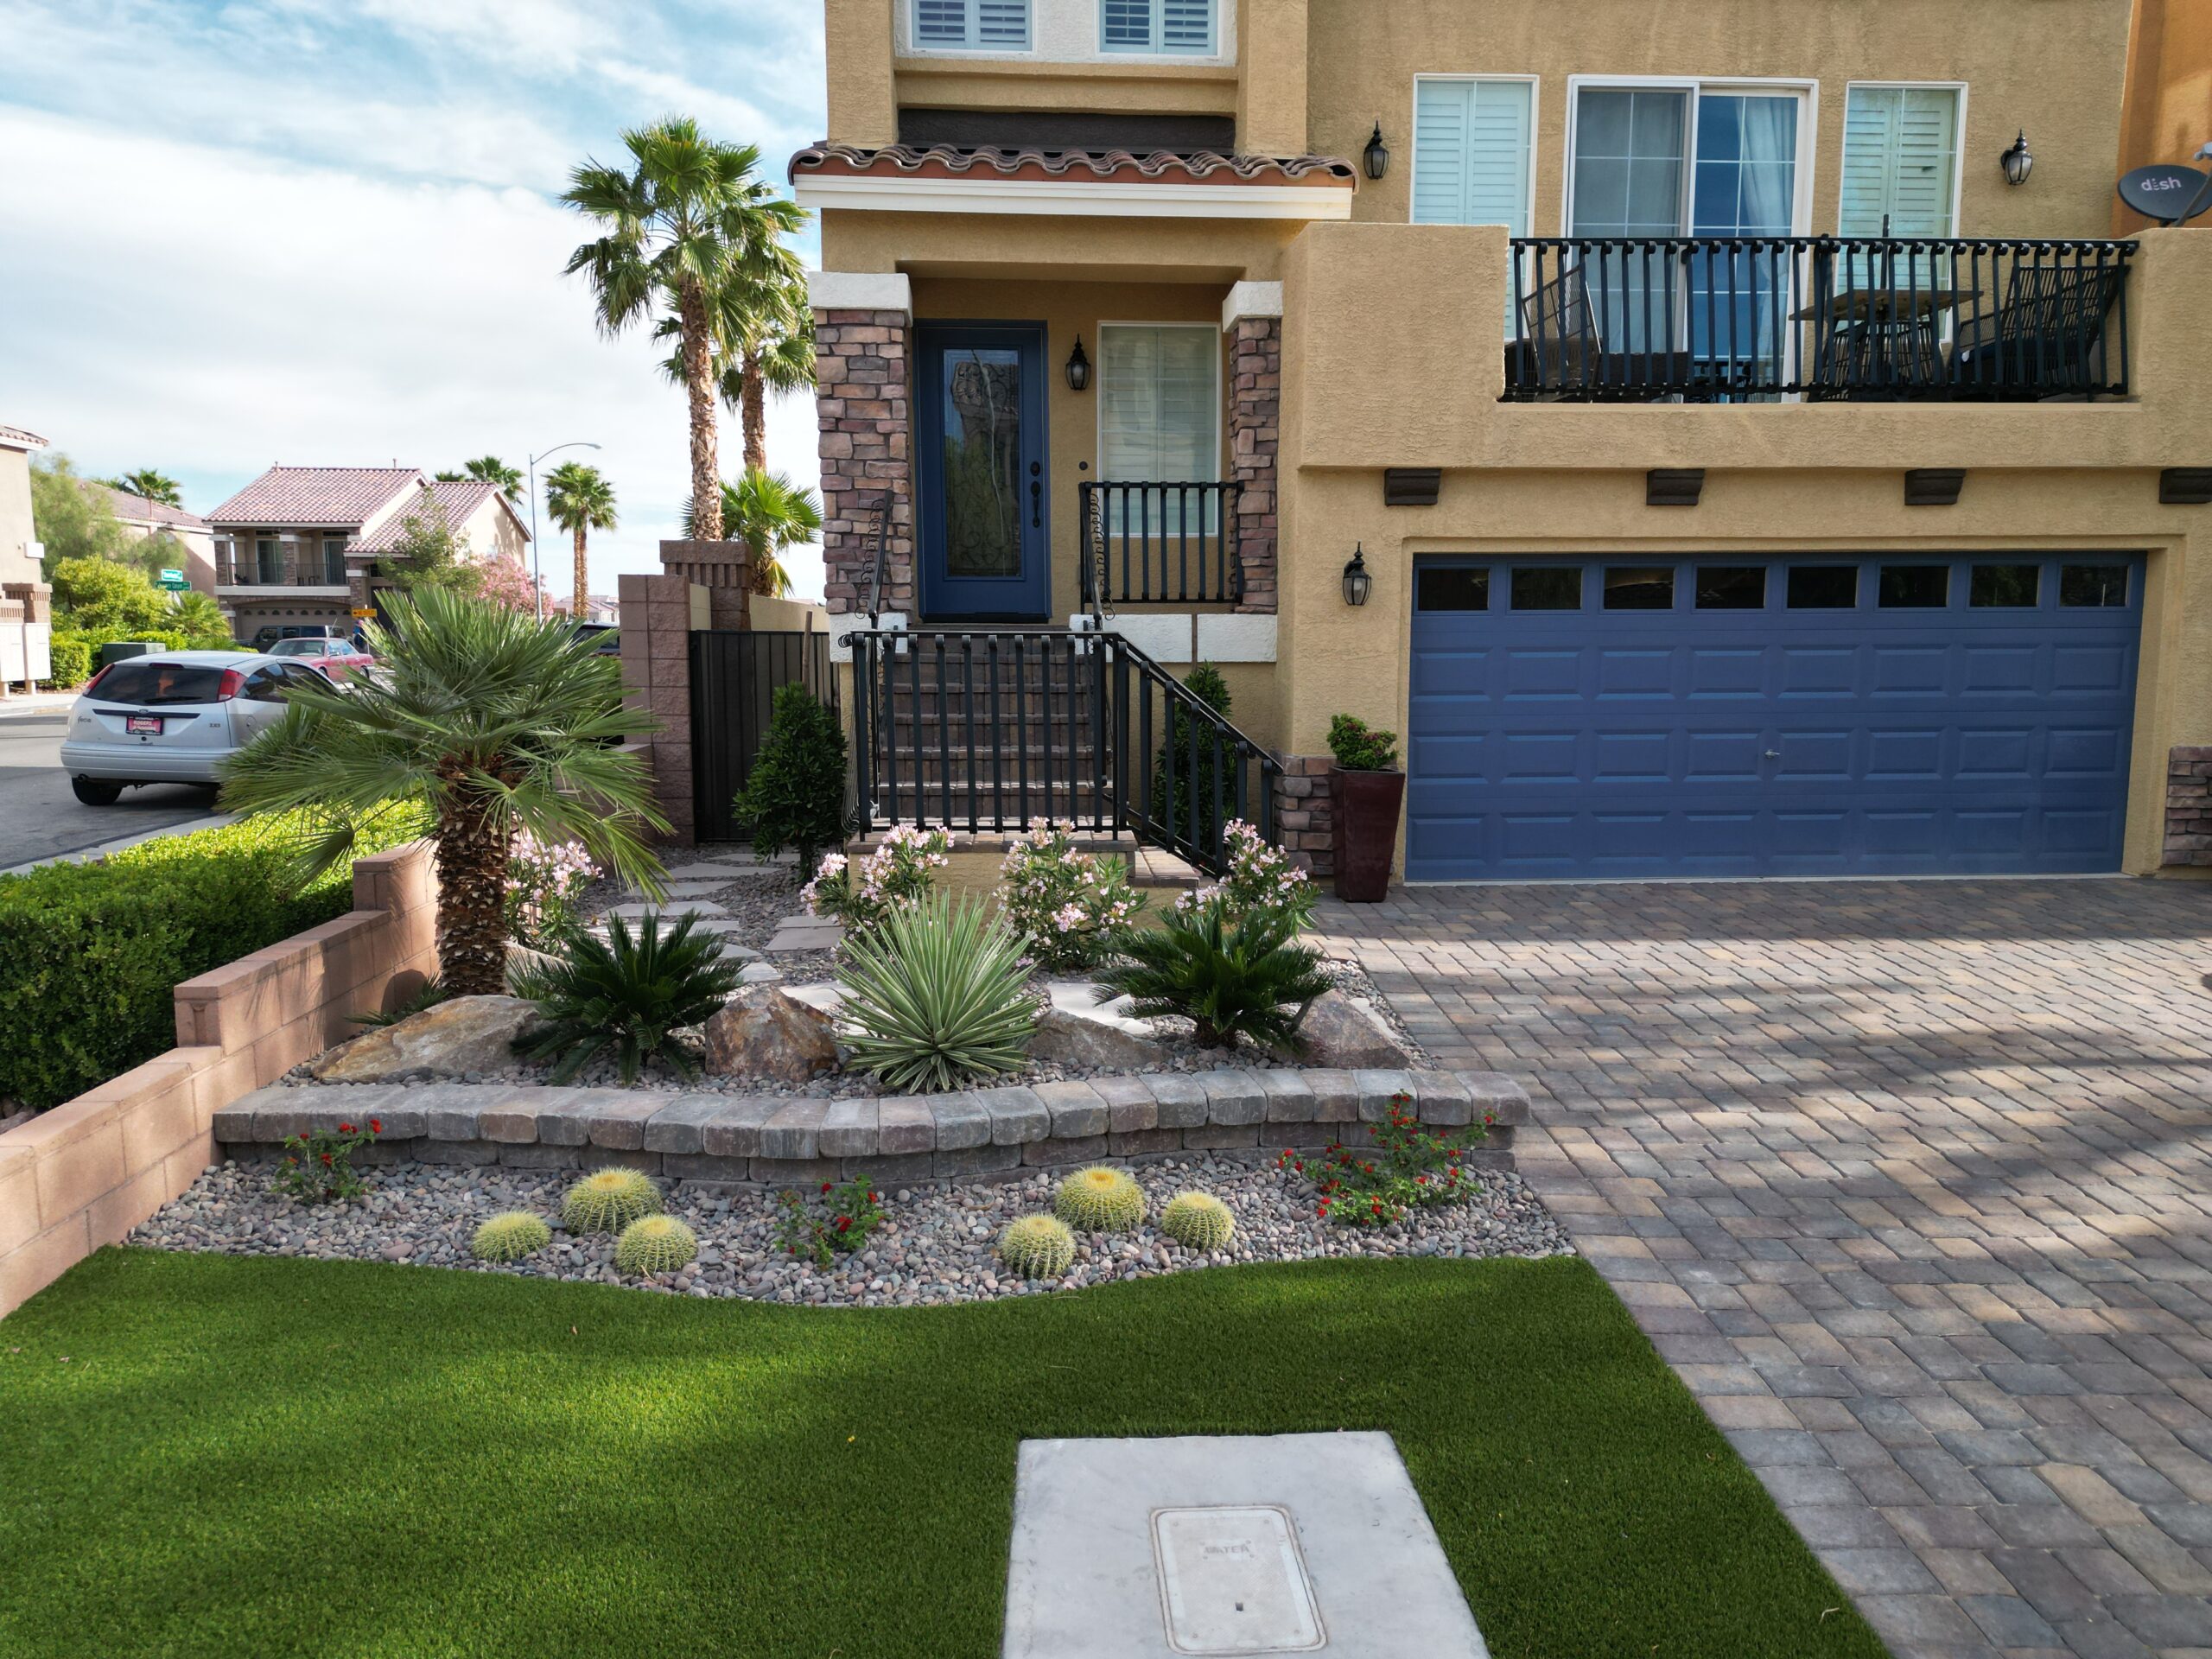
[91, 662, 227, 706]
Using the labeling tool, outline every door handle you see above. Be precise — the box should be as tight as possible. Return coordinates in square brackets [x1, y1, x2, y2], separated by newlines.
[1763, 750, 1782, 760]
[1030, 479, 1041, 529]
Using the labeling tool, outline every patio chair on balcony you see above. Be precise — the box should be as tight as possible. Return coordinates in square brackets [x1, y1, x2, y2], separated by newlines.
[1504, 257, 1699, 401]
[1947, 261, 2126, 399]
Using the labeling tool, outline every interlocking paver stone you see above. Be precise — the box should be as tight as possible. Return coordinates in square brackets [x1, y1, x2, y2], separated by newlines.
[1323, 877, 2212, 1659]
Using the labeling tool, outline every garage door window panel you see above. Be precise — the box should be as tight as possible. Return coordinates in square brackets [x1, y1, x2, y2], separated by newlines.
[1696, 566, 1765, 609]
[1416, 566, 1491, 612]
[2060, 565, 2128, 608]
[1511, 566, 1583, 610]
[1604, 568, 1675, 609]
[1788, 565, 1858, 608]
[1879, 565, 1948, 607]
[1971, 563, 2040, 607]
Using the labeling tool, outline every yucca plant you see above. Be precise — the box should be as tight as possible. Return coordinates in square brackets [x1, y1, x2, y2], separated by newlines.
[1092, 899, 1332, 1052]
[836, 891, 1036, 1092]
[512, 912, 741, 1084]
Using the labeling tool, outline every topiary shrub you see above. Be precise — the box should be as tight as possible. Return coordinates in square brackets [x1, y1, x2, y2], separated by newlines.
[1053, 1166, 1146, 1233]
[732, 682, 848, 876]
[562, 1166, 662, 1234]
[837, 889, 1036, 1091]
[43, 633, 92, 689]
[472, 1211, 551, 1262]
[997, 1214, 1075, 1281]
[614, 1213, 699, 1275]
[1160, 1192, 1236, 1252]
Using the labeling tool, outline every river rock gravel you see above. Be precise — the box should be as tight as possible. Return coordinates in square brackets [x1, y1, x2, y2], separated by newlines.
[129, 1155, 1571, 1306]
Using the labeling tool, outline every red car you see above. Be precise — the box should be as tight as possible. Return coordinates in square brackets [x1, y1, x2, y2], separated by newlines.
[264, 636, 375, 680]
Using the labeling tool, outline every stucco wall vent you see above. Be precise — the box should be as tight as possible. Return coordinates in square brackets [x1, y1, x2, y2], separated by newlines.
[1382, 468, 1441, 507]
[2158, 468, 2212, 505]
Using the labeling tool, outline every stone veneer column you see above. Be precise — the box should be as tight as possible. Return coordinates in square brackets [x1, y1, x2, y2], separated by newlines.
[2166, 747, 2212, 867]
[618, 572, 707, 845]
[1273, 757, 1334, 876]
[810, 273, 915, 620]
[1225, 283, 1282, 615]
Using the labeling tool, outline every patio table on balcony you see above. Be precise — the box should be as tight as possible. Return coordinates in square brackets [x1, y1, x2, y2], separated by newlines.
[1793, 284, 1980, 399]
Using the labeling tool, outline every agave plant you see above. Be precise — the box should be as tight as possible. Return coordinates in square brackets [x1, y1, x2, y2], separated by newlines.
[512, 912, 741, 1084]
[1092, 899, 1332, 1052]
[836, 891, 1036, 1093]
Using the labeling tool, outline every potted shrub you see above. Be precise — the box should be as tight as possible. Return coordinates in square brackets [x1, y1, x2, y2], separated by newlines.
[1326, 714, 1403, 903]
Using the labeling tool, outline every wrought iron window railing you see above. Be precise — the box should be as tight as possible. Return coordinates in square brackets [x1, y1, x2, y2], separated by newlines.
[1080, 480, 1243, 610]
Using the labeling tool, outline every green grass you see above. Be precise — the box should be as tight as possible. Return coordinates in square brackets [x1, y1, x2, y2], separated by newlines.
[0, 1250, 1884, 1659]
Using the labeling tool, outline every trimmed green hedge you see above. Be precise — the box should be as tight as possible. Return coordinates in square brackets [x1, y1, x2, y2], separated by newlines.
[0, 815, 421, 1115]
[43, 635, 92, 690]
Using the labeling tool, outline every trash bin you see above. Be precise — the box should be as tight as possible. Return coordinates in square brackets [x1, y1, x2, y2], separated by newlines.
[95, 640, 163, 670]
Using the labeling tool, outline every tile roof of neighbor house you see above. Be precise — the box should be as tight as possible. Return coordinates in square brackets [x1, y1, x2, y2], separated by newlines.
[352, 480, 524, 553]
[98, 485, 209, 531]
[204, 466, 425, 529]
[788, 143, 1358, 188]
[0, 423, 48, 451]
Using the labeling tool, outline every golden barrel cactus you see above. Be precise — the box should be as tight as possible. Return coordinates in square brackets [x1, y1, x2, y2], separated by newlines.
[471, 1211, 552, 1262]
[1052, 1166, 1145, 1234]
[615, 1214, 699, 1275]
[1160, 1192, 1236, 1252]
[562, 1166, 662, 1234]
[997, 1214, 1076, 1281]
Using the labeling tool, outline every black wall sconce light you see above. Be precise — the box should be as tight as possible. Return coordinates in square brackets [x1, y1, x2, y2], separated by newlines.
[1364, 122, 1390, 181]
[1999, 130, 2033, 186]
[1065, 334, 1091, 391]
[1343, 544, 1372, 606]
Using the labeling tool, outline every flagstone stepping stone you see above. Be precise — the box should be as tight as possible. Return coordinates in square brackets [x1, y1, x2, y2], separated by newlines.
[659, 861, 759, 880]
[765, 915, 842, 952]
[601, 899, 728, 922]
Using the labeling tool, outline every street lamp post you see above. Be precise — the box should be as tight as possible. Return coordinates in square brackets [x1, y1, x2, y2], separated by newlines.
[526, 441, 601, 620]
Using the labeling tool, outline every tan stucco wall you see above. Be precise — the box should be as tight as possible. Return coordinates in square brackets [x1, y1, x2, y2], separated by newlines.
[2115, 0, 2212, 230]
[0, 448, 37, 593]
[820, 208, 1303, 283]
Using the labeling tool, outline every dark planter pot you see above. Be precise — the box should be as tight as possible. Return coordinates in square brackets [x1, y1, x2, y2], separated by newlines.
[1331, 766, 1406, 903]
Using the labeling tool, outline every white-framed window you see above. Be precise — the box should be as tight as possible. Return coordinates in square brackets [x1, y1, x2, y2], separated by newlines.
[1101, 0, 1213, 54]
[1411, 77, 1536, 232]
[1099, 322, 1220, 528]
[1839, 84, 1962, 238]
[913, 0, 1031, 49]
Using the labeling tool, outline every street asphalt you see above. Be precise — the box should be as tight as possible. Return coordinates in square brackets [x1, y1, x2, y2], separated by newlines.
[0, 703, 228, 871]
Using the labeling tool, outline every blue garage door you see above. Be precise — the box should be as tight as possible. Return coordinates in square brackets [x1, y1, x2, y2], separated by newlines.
[1407, 555, 2142, 881]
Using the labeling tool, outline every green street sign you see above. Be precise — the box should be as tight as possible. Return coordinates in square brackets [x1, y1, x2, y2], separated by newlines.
[158, 569, 189, 591]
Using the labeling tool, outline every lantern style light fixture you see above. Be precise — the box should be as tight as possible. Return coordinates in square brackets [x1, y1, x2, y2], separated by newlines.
[1065, 334, 1092, 391]
[1999, 130, 2033, 187]
[1342, 544, 1372, 606]
[1364, 122, 1390, 181]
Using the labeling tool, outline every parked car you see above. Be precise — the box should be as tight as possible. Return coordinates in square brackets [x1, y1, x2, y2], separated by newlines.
[248, 622, 352, 654]
[570, 621, 620, 656]
[265, 635, 376, 679]
[59, 651, 341, 805]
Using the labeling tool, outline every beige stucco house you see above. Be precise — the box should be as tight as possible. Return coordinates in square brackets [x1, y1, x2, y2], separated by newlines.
[205, 467, 530, 645]
[0, 423, 53, 690]
[798, 0, 2212, 882]
[96, 485, 218, 594]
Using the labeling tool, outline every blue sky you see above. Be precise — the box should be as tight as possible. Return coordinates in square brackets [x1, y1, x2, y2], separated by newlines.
[0, 0, 831, 598]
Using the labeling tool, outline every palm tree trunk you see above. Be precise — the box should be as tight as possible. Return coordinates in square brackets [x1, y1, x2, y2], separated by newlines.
[740, 351, 768, 475]
[572, 524, 589, 624]
[680, 276, 722, 541]
[435, 786, 513, 996]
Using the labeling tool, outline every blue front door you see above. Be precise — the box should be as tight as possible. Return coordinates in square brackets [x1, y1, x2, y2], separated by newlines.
[917, 323, 1051, 620]
[1407, 554, 2144, 880]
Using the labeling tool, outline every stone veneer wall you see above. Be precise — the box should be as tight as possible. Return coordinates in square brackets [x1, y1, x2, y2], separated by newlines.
[617, 570, 706, 846]
[2166, 747, 2212, 866]
[0, 842, 439, 1319]
[213, 1065, 1526, 1189]
[1274, 756, 1336, 875]
[816, 308, 913, 617]
[1230, 315, 1281, 614]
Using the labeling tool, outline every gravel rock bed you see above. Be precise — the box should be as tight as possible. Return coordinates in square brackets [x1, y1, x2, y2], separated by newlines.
[130, 1156, 1570, 1307]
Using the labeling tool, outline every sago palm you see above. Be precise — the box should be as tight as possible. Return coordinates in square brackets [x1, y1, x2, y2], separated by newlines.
[683, 468, 819, 599]
[218, 588, 667, 996]
[563, 118, 804, 543]
[543, 461, 618, 622]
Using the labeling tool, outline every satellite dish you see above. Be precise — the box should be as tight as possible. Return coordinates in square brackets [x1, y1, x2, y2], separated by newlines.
[2117, 163, 2212, 224]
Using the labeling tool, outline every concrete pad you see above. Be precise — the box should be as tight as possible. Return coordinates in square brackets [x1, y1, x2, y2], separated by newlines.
[1003, 1433, 1487, 1659]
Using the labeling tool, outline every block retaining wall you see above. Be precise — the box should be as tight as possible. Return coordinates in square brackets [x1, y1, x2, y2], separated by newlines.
[213, 1066, 1527, 1190]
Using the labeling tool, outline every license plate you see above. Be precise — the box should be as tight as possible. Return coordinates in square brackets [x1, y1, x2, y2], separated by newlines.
[125, 715, 162, 735]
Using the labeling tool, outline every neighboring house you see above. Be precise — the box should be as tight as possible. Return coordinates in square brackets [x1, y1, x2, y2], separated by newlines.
[96, 486, 218, 594]
[550, 594, 621, 625]
[795, 0, 2212, 882]
[204, 467, 530, 643]
[0, 424, 52, 690]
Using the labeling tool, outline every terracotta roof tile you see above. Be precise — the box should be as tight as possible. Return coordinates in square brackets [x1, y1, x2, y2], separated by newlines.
[205, 466, 424, 528]
[789, 143, 1356, 188]
[98, 486, 209, 531]
[352, 480, 512, 553]
[0, 423, 48, 451]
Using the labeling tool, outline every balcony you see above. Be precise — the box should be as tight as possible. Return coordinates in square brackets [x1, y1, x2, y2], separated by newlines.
[1503, 236, 2135, 404]
[214, 542, 352, 597]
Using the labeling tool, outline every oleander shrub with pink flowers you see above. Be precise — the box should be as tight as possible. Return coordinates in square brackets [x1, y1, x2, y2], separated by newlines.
[998, 820, 1147, 972]
[504, 830, 599, 950]
[1173, 818, 1314, 934]
[801, 823, 950, 937]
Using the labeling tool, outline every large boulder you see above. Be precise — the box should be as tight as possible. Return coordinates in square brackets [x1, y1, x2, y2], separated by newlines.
[1027, 982, 1168, 1068]
[312, 995, 547, 1083]
[1284, 988, 1415, 1069]
[703, 987, 840, 1083]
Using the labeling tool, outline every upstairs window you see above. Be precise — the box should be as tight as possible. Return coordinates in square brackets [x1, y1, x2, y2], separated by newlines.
[1099, 323, 1219, 530]
[913, 0, 1030, 49]
[1103, 0, 1214, 54]
[1840, 86, 1961, 239]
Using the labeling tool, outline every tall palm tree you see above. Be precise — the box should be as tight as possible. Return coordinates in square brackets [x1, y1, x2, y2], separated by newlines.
[111, 468, 182, 507]
[653, 246, 814, 474]
[462, 456, 524, 502]
[219, 588, 666, 995]
[683, 468, 820, 598]
[563, 118, 803, 543]
[543, 461, 618, 623]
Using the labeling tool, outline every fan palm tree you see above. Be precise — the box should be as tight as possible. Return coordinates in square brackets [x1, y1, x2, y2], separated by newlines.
[683, 468, 820, 598]
[462, 456, 524, 501]
[543, 461, 618, 623]
[219, 588, 666, 996]
[563, 118, 803, 543]
[653, 246, 814, 475]
[112, 468, 183, 507]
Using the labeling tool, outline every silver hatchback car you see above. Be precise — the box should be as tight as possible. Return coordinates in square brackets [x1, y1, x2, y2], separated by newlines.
[59, 650, 340, 805]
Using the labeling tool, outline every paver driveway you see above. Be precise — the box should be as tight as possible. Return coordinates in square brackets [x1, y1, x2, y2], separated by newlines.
[1320, 877, 2212, 1659]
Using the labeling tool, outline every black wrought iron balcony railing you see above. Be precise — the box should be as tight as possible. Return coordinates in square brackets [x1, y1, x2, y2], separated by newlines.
[1080, 480, 1243, 611]
[215, 547, 352, 587]
[1503, 236, 2136, 404]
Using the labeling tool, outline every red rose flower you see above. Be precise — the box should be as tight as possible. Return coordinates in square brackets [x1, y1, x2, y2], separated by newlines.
[836, 1216, 852, 1232]
[338, 1122, 354, 1135]
[821, 1182, 832, 1195]
[369, 1119, 383, 1135]
[320, 1153, 333, 1166]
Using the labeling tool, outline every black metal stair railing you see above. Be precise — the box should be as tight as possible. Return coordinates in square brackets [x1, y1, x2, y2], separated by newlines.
[845, 626, 1279, 875]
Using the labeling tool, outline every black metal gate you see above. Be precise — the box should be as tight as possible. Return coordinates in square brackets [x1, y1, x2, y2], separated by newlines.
[690, 630, 835, 843]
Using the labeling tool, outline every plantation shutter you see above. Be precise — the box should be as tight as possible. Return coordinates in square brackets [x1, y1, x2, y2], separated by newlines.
[915, 0, 1029, 48]
[1413, 79, 1534, 330]
[1839, 86, 1959, 289]
[1103, 0, 1213, 52]
[1100, 326, 1220, 530]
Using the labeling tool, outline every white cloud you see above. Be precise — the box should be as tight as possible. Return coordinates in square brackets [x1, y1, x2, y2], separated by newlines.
[0, 106, 826, 600]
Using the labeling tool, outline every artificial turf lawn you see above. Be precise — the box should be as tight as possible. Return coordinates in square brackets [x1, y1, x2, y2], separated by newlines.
[0, 1249, 1885, 1659]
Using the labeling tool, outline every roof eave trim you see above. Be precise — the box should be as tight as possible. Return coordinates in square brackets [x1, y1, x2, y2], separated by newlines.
[791, 175, 1353, 220]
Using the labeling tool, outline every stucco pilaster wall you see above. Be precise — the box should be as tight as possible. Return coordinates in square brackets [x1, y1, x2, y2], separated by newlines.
[618, 571, 709, 847]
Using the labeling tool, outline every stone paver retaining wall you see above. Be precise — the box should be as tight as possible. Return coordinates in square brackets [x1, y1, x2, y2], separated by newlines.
[0, 842, 439, 1319]
[213, 1067, 1526, 1188]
